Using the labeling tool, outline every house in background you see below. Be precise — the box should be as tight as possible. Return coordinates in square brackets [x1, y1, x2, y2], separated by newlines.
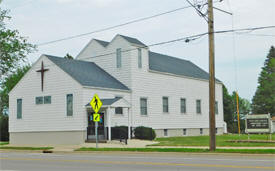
[9, 34, 224, 145]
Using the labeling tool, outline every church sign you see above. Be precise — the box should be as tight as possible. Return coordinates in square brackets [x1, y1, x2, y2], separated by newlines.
[245, 114, 271, 133]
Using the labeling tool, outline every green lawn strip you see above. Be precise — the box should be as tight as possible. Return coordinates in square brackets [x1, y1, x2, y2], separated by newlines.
[0, 142, 9, 146]
[151, 134, 275, 147]
[75, 147, 275, 154]
[0, 146, 53, 150]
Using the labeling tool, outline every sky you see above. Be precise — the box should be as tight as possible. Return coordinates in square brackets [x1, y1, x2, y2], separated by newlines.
[1, 0, 275, 101]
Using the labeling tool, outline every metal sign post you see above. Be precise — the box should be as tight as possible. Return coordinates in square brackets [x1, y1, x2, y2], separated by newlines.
[90, 94, 102, 149]
[95, 121, 98, 149]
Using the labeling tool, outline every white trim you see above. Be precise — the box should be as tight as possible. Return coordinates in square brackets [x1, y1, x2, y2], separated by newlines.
[148, 69, 223, 84]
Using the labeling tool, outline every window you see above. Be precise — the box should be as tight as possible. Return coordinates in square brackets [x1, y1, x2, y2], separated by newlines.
[115, 107, 123, 114]
[163, 97, 169, 113]
[200, 128, 203, 135]
[116, 48, 122, 68]
[44, 96, 51, 104]
[66, 94, 73, 116]
[35, 96, 43, 104]
[164, 129, 168, 136]
[17, 99, 22, 119]
[183, 128, 187, 135]
[215, 101, 218, 114]
[196, 100, 201, 114]
[140, 98, 147, 115]
[180, 98, 186, 113]
[216, 128, 218, 134]
[138, 48, 142, 68]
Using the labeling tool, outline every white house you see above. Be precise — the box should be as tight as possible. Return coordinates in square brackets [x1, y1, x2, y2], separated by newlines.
[9, 34, 224, 145]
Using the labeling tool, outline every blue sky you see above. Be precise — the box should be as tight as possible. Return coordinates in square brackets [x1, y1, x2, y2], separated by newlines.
[1, 0, 275, 100]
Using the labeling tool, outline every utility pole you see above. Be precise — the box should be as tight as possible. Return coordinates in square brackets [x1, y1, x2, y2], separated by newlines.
[208, 0, 216, 151]
[236, 92, 241, 135]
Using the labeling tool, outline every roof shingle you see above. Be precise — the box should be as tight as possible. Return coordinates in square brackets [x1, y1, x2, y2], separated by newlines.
[149, 51, 221, 82]
[46, 55, 129, 90]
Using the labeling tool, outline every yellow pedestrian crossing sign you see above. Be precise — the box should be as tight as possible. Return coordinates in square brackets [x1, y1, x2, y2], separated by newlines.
[93, 113, 100, 122]
[90, 94, 102, 114]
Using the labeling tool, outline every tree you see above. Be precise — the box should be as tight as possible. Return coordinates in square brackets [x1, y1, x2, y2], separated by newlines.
[223, 85, 234, 132]
[0, 8, 36, 81]
[64, 53, 73, 59]
[223, 85, 251, 133]
[252, 46, 275, 116]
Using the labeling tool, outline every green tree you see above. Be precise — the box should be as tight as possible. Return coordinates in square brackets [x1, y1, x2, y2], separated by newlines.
[0, 8, 36, 81]
[223, 85, 234, 132]
[64, 53, 73, 59]
[223, 85, 251, 133]
[252, 46, 275, 116]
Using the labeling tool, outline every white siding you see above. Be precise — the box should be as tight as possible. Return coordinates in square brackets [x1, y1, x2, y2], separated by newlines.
[129, 49, 224, 130]
[9, 56, 84, 132]
[77, 36, 133, 88]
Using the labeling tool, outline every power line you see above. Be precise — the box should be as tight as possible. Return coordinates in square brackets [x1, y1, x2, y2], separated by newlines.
[37, 5, 193, 46]
[38, 26, 275, 69]
[185, 0, 209, 22]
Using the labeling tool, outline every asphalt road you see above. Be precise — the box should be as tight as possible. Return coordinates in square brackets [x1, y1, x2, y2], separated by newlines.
[0, 151, 274, 171]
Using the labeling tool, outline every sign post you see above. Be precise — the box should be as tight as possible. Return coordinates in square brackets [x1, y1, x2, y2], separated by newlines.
[90, 94, 102, 149]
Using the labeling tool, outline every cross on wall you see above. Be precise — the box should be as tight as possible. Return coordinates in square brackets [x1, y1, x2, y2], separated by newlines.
[36, 61, 49, 91]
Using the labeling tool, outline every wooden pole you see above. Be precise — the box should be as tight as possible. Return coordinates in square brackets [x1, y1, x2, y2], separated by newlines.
[208, 0, 216, 151]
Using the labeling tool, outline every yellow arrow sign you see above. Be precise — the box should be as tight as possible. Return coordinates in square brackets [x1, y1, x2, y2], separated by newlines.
[90, 94, 102, 113]
[93, 113, 100, 122]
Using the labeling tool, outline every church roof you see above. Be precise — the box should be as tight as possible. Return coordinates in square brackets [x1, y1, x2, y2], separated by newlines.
[118, 34, 147, 47]
[94, 39, 109, 47]
[46, 55, 130, 91]
[149, 51, 221, 82]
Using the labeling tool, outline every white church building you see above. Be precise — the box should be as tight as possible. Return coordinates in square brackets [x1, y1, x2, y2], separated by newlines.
[9, 34, 224, 145]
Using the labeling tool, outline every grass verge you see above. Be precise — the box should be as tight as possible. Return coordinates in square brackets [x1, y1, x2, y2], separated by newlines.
[0, 146, 53, 150]
[75, 147, 275, 154]
[151, 134, 275, 147]
[0, 142, 9, 145]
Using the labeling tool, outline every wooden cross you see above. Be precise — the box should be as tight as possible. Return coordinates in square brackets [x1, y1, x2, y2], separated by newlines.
[36, 61, 49, 91]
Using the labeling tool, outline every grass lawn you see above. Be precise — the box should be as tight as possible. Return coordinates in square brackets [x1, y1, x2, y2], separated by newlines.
[76, 147, 275, 154]
[151, 134, 275, 147]
[0, 142, 9, 145]
[0, 146, 53, 150]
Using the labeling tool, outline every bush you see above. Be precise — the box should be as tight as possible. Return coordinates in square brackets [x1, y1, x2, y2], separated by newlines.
[134, 126, 156, 140]
[0, 115, 9, 141]
[111, 126, 128, 139]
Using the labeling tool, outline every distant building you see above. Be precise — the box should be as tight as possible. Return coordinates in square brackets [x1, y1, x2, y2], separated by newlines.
[9, 35, 224, 145]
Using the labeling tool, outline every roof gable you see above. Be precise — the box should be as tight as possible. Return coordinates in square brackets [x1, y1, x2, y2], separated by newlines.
[46, 55, 129, 90]
[118, 34, 147, 47]
[94, 39, 109, 47]
[149, 51, 221, 82]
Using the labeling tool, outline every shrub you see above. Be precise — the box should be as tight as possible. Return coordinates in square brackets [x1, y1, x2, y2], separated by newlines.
[134, 126, 156, 140]
[0, 115, 9, 141]
[111, 126, 128, 139]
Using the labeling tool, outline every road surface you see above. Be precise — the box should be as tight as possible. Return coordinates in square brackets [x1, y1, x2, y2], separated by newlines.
[0, 151, 274, 171]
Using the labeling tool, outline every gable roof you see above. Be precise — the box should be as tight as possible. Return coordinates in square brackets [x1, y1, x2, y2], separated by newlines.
[94, 39, 109, 47]
[46, 55, 129, 90]
[149, 51, 221, 82]
[118, 34, 147, 47]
